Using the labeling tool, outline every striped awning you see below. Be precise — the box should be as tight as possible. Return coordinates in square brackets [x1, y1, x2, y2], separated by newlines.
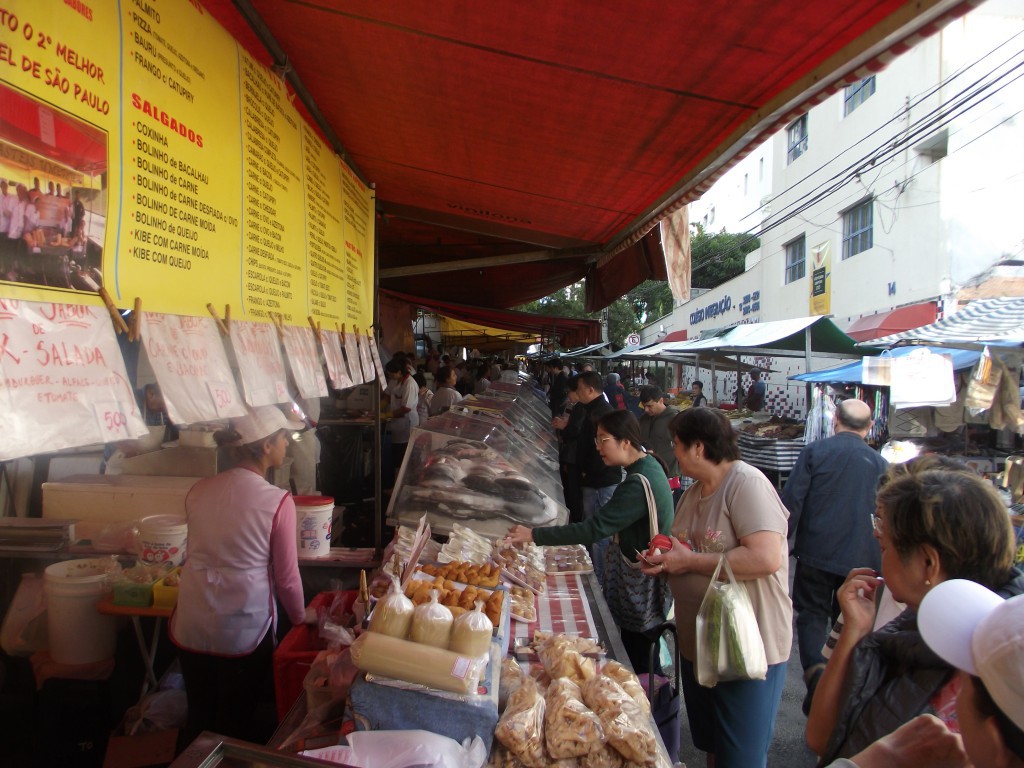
[866, 298, 1024, 346]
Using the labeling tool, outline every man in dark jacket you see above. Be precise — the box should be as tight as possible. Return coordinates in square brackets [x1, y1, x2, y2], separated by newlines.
[604, 372, 627, 410]
[554, 370, 621, 584]
[546, 358, 568, 418]
[783, 399, 888, 708]
[637, 385, 680, 478]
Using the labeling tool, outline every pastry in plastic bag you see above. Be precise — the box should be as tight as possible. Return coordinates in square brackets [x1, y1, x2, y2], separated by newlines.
[544, 678, 603, 759]
[499, 657, 525, 712]
[449, 599, 492, 656]
[581, 675, 657, 765]
[537, 637, 596, 685]
[409, 589, 454, 648]
[494, 675, 547, 768]
[578, 744, 626, 768]
[601, 660, 650, 714]
[367, 574, 414, 638]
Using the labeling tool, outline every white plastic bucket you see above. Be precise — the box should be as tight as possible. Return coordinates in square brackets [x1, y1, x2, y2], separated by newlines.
[43, 559, 117, 665]
[137, 515, 188, 566]
[294, 495, 333, 557]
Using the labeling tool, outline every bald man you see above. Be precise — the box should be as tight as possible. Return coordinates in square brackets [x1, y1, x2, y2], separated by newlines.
[782, 399, 889, 713]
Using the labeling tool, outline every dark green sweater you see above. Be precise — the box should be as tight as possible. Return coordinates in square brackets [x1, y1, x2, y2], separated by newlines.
[534, 454, 674, 562]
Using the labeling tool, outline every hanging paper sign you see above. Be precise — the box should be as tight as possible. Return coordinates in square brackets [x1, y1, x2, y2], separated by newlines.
[890, 348, 956, 408]
[0, 299, 147, 461]
[862, 350, 892, 386]
[282, 326, 329, 399]
[321, 329, 354, 391]
[140, 312, 246, 424]
[358, 332, 375, 385]
[344, 332, 365, 385]
[367, 333, 387, 392]
[229, 321, 289, 407]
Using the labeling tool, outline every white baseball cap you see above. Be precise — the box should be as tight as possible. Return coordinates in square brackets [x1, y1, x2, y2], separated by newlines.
[918, 579, 1024, 732]
[232, 406, 304, 445]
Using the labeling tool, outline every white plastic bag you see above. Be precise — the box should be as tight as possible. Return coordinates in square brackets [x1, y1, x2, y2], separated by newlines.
[301, 729, 486, 768]
[695, 555, 767, 687]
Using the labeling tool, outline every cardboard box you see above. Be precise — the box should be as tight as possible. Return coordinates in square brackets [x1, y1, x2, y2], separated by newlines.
[102, 729, 178, 768]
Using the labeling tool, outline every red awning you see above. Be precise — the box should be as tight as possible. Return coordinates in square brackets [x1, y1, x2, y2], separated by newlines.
[845, 302, 939, 342]
[381, 289, 601, 349]
[661, 330, 689, 343]
[0, 86, 107, 176]
[203, 0, 978, 310]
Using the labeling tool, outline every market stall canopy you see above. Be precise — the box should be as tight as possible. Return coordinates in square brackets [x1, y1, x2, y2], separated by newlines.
[790, 345, 981, 383]
[439, 316, 539, 353]
[203, 0, 977, 310]
[662, 316, 872, 358]
[382, 289, 600, 349]
[558, 343, 612, 358]
[865, 297, 1024, 347]
[845, 301, 938, 342]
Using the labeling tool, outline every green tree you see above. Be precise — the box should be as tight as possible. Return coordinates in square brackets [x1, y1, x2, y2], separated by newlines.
[518, 280, 671, 348]
[690, 225, 760, 289]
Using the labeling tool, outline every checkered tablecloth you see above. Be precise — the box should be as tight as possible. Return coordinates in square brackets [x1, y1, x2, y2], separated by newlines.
[507, 573, 598, 651]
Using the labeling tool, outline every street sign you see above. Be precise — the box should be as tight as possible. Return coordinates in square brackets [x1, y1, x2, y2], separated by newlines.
[626, 333, 641, 346]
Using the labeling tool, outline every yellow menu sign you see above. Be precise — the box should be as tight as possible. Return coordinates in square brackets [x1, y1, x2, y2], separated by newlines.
[0, 0, 373, 328]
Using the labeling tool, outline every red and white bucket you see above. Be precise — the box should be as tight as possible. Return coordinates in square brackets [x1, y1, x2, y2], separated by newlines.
[137, 515, 188, 566]
[294, 495, 334, 557]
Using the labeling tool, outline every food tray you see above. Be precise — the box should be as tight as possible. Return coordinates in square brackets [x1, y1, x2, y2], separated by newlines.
[505, 583, 536, 623]
[112, 579, 156, 607]
[543, 544, 594, 575]
[404, 571, 505, 633]
[152, 568, 181, 609]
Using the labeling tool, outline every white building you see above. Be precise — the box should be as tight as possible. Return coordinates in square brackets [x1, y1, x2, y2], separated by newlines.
[645, 0, 1024, 416]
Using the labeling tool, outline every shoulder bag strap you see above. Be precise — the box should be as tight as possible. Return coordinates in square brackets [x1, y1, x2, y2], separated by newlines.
[635, 472, 659, 539]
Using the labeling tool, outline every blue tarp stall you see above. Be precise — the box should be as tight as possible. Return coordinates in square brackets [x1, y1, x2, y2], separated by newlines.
[790, 346, 983, 384]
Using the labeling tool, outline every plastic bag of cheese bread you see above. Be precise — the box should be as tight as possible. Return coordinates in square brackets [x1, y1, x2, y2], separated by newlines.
[581, 675, 658, 766]
[544, 678, 603, 759]
[367, 574, 414, 638]
[410, 589, 454, 648]
[494, 675, 547, 768]
[449, 599, 493, 657]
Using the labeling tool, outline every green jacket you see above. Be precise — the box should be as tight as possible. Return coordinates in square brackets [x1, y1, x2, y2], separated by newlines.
[534, 454, 673, 562]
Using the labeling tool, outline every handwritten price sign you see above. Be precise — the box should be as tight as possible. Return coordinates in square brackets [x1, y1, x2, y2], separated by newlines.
[94, 402, 131, 441]
[207, 381, 236, 417]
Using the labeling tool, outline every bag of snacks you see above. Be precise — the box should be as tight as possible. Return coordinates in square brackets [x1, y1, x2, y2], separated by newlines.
[368, 574, 414, 639]
[448, 599, 492, 656]
[409, 589, 453, 648]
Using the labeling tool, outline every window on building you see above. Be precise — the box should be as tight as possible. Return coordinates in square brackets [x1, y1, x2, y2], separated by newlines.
[843, 76, 876, 116]
[787, 115, 808, 164]
[784, 235, 806, 283]
[842, 198, 873, 259]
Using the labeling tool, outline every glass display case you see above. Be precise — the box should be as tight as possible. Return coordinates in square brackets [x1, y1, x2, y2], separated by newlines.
[386, 410, 568, 540]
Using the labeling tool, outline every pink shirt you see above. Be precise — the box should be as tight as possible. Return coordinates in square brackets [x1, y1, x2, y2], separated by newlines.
[170, 468, 305, 655]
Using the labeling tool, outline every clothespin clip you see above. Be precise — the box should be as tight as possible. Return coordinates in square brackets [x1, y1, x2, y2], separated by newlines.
[97, 287, 130, 335]
[339, 322, 346, 340]
[206, 303, 229, 336]
[307, 315, 321, 343]
[270, 312, 285, 341]
[223, 304, 231, 333]
[129, 297, 142, 342]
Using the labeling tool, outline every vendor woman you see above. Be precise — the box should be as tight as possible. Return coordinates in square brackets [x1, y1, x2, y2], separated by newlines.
[170, 405, 313, 745]
[505, 409, 674, 671]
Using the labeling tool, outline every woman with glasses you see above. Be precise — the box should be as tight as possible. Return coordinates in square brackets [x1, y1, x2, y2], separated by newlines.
[806, 465, 1024, 765]
[640, 406, 792, 768]
[505, 409, 674, 672]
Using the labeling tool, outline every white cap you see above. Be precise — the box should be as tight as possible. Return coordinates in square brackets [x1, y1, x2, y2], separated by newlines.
[919, 579, 1024, 731]
[232, 406, 304, 445]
